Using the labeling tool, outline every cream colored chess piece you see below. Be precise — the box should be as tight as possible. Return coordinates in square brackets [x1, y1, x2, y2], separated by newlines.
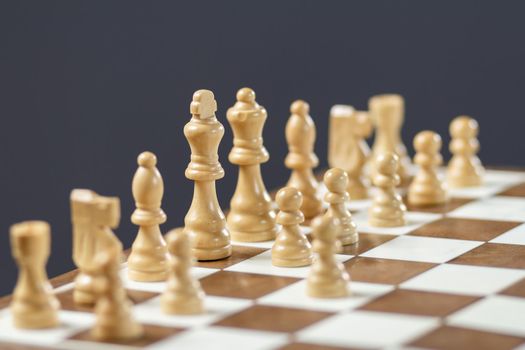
[446, 116, 484, 188]
[328, 106, 373, 199]
[271, 187, 313, 267]
[408, 131, 447, 206]
[128, 151, 170, 281]
[226, 87, 278, 242]
[10, 221, 60, 329]
[369, 94, 411, 186]
[323, 168, 358, 245]
[306, 215, 350, 298]
[184, 89, 232, 260]
[369, 153, 407, 227]
[285, 100, 323, 219]
[91, 247, 143, 341]
[70, 189, 122, 305]
[161, 228, 205, 314]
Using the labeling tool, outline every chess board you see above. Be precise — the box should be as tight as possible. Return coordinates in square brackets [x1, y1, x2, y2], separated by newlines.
[2, 168, 525, 350]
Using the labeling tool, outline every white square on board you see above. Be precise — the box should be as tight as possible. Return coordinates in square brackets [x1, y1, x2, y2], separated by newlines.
[133, 295, 252, 328]
[352, 211, 442, 236]
[296, 310, 439, 349]
[225, 250, 352, 278]
[401, 263, 525, 296]
[447, 295, 525, 337]
[360, 235, 482, 263]
[257, 280, 394, 312]
[0, 310, 93, 346]
[490, 223, 525, 245]
[146, 326, 288, 350]
[448, 196, 525, 222]
[120, 266, 218, 293]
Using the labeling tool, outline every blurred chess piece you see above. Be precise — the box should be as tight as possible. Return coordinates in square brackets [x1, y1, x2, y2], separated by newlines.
[285, 100, 323, 219]
[306, 215, 350, 298]
[91, 246, 143, 341]
[70, 189, 122, 305]
[328, 106, 372, 199]
[369, 153, 407, 227]
[128, 151, 170, 281]
[369, 94, 411, 186]
[323, 168, 358, 246]
[161, 228, 205, 314]
[10, 221, 60, 329]
[408, 131, 447, 206]
[226, 87, 278, 242]
[446, 116, 484, 188]
[271, 187, 313, 267]
[184, 89, 232, 260]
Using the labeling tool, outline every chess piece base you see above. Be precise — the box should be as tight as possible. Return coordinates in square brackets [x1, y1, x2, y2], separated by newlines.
[339, 233, 359, 246]
[369, 216, 406, 228]
[192, 245, 232, 261]
[272, 255, 313, 268]
[11, 301, 60, 329]
[230, 227, 278, 243]
[161, 295, 204, 315]
[91, 322, 143, 342]
[127, 269, 167, 282]
[307, 281, 350, 298]
[73, 273, 96, 305]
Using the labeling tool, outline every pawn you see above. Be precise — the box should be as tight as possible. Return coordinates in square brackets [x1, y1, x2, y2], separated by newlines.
[369, 153, 407, 227]
[408, 131, 447, 206]
[161, 228, 205, 315]
[91, 247, 143, 341]
[128, 151, 170, 282]
[10, 221, 60, 329]
[447, 116, 484, 188]
[285, 100, 323, 219]
[271, 187, 313, 267]
[323, 168, 358, 246]
[306, 215, 350, 298]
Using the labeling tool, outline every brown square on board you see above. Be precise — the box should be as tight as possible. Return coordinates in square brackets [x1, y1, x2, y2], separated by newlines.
[501, 277, 525, 297]
[409, 325, 525, 350]
[450, 243, 525, 269]
[200, 271, 299, 299]
[409, 217, 520, 241]
[499, 182, 525, 197]
[213, 305, 332, 333]
[404, 196, 473, 214]
[344, 257, 436, 285]
[359, 289, 479, 317]
[68, 324, 184, 347]
[340, 233, 395, 256]
[278, 342, 359, 350]
[56, 288, 158, 312]
[195, 245, 267, 269]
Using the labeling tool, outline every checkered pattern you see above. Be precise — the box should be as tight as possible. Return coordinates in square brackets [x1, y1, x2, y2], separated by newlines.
[2, 169, 525, 350]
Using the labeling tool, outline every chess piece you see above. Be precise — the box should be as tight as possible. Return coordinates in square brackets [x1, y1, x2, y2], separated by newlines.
[226, 87, 278, 242]
[408, 131, 447, 206]
[161, 228, 205, 314]
[369, 153, 407, 227]
[10, 221, 60, 329]
[369, 94, 411, 186]
[271, 187, 313, 267]
[446, 116, 484, 188]
[128, 151, 170, 281]
[285, 100, 323, 219]
[71, 189, 122, 305]
[328, 106, 372, 199]
[323, 168, 358, 245]
[91, 246, 143, 341]
[306, 215, 350, 298]
[184, 89, 232, 260]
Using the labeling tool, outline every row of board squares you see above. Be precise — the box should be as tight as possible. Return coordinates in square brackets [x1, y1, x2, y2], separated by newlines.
[1, 169, 525, 350]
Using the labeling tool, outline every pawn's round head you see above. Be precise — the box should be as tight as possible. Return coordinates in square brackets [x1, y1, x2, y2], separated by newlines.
[290, 100, 309, 117]
[376, 152, 399, 175]
[137, 151, 157, 168]
[323, 168, 348, 193]
[413, 131, 442, 154]
[450, 116, 478, 138]
[276, 186, 303, 211]
[236, 87, 256, 104]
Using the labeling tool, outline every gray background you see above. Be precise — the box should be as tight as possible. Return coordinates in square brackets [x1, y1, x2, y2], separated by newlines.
[1, 1, 524, 296]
